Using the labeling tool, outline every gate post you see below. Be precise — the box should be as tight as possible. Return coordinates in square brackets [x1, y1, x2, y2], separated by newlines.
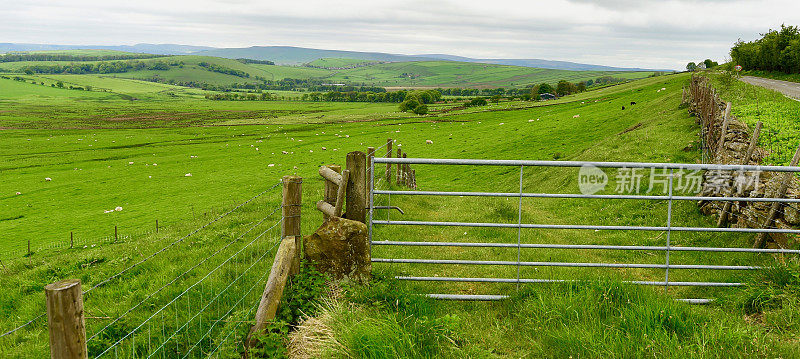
[346, 151, 367, 223]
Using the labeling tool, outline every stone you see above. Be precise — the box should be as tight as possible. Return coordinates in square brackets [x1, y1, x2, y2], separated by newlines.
[303, 217, 370, 282]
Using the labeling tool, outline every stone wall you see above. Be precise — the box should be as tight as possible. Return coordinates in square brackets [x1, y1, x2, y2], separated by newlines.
[686, 74, 800, 242]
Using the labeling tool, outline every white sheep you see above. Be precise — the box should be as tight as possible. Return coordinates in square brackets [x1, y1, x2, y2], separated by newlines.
[15, 192, 21, 195]
[45, 177, 52, 181]
[426, 140, 433, 144]
[573, 114, 580, 118]
[115, 206, 123, 211]
[185, 173, 192, 177]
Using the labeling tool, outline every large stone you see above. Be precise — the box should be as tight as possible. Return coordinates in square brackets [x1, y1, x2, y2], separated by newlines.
[303, 217, 370, 282]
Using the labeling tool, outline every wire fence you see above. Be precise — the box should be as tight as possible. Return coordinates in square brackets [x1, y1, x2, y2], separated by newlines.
[0, 182, 284, 358]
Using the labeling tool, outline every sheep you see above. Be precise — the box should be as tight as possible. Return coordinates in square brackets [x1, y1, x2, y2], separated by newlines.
[426, 140, 433, 144]
[573, 114, 580, 118]
[15, 192, 21, 195]
[622, 106, 626, 110]
[185, 173, 192, 177]
[630, 101, 637, 105]
[115, 206, 123, 211]
[45, 177, 52, 181]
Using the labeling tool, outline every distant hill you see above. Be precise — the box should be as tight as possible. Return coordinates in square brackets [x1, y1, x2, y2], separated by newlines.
[0, 43, 214, 55]
[420, 54, 666, 72]
[194, 46, 439, 65]
[0, 43, 670, 72]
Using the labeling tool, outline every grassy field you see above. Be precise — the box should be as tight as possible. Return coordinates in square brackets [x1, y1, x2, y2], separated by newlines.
[305, 58, 378, 68]
[3, 71, 800, 357]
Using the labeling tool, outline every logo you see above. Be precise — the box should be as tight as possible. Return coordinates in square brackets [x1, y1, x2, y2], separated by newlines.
[578, 165, 608, 195]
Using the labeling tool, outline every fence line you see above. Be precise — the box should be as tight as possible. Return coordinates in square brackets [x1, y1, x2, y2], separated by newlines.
[0, 182, 282, 343]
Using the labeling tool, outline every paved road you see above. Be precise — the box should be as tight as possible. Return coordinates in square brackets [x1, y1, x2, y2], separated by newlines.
[740, 76, 800, 101]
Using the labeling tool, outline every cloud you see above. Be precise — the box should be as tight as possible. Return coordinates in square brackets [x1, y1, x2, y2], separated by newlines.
[2, 0, 799, 69]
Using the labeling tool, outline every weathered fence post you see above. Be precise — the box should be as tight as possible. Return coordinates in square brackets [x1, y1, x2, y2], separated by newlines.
[282, 175, 302, 274]
[27, 239, 31, 256]
[156, 219, 159, 233]
[70, 232, 73, 249]
[719, 121, 762, 227]
[754, 142, 800, 248]
[322, 165, 341, 220]
[717, 102, 732, 152]
[114, 226, 118, 243]
[346, 151, 367, 223]
[396, 148, 402, 185]
[411, 169, 417, 189]
[367, 146, 375, 207]
[249, 236, 297, 340]
[385, 138, 392, 183]
[45, 279, 87, 359]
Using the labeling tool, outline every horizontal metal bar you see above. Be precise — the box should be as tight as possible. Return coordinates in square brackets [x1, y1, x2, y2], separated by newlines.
[373, 190, 800, 204]
[373, 258, 758, 270]
[397, 276, 743, 287]
[677, 298, 714, 304]
[372, 157, 800, 173]
[426, 294, 508, 301]
[370, 241, 800, 254]
[372, 220, 800, 234]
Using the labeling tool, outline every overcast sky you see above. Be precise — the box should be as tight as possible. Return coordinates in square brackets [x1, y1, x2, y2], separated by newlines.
[3, 0, 799, 70]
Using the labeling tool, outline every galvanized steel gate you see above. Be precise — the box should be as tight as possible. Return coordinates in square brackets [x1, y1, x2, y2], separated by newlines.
[368, 158, 800, 302]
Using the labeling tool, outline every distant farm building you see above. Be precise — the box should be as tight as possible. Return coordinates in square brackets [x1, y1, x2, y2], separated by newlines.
[540, 93, 557, 100]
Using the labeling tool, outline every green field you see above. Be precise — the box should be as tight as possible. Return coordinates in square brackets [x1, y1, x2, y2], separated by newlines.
[4, 59, 800, 358]
[306, 58, 378, 68]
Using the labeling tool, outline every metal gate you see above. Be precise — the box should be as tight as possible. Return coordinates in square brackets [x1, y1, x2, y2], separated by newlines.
[368, 158, 800, 302]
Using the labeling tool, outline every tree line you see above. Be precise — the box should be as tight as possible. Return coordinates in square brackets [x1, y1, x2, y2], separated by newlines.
[0, 53, 167, 63]
[20, 60, 181, 74]
[236, 58, 275, 65]
[197, 62, 250, 78]
[730, 24, 800, 73]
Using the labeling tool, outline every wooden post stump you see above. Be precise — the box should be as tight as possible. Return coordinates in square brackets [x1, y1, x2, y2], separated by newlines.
[385, 139, 393, 183]
[322, 165, 341, 220]
[45, 279, 87, 359]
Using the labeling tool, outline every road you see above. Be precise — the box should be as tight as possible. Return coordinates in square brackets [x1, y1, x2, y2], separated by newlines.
[740, 76, 800, 101]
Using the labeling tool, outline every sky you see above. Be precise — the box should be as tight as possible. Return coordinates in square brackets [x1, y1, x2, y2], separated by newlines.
[2, 0, 800, 70]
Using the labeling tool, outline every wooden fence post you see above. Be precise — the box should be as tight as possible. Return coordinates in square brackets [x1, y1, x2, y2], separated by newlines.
[45, 279, 87, 359]
[385, 139, 392, 183]
[754, 142, 800, 248]
[717, 102, 732, 152]
[411, 169, 417, 189]
[322, 165, 341, 220]
[114, 226, 118, 243]
[249, 236, 297, 340]
[346, 151, 367, 223]
[396, 148, 402, 185]
[70, 232, 73, 249]
[367, 146, 375, 207]
[156, 219, 159, 233]
[282, 175, 302, 274]
[402, 153, 409, 187]
[27, 239, 31, 256]
[719, 121, 762, 227]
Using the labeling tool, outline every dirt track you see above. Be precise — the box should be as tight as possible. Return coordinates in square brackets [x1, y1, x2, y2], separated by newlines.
[740, 76, 800, 101]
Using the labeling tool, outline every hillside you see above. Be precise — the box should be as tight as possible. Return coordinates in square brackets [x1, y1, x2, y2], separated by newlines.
[0, 51, 656, 90]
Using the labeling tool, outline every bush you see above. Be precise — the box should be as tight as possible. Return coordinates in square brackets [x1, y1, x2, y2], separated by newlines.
[412, 104, 428, 115]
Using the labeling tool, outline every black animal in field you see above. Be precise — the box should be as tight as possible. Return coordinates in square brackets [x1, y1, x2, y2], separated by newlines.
[622, 106, 626, 110]
[630, 101, 636, 105]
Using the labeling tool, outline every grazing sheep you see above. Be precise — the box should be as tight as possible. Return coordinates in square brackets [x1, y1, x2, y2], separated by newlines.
[426, 140, 433, 144]
[185, 173, 192, 177]
[45, 177, 52, 181]
[622, 106, 626, 110]
[630, 101, 636, 105]
[321, 147, 327, 150]
[15, 192, 21, 195]
[282, 151, 289, 154]
[115, 206, 123, 211]
[573, 114, 580, 118]
[268, 164, 275, 167]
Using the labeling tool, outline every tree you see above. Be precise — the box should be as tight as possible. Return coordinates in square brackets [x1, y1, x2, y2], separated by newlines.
[686, 62, 698, 71]
[412, 104, 428, 115]
[537, 83, 554, 94]
[703, 59, 718, 69]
